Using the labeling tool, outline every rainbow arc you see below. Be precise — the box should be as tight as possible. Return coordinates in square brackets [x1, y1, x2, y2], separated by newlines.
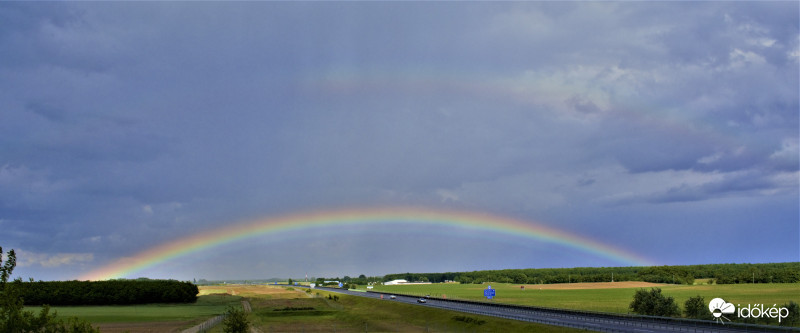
[79, 207, 654, 280]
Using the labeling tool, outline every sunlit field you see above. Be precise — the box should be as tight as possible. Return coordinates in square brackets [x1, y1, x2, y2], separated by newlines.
[19, 282, 800, 331]
[24, 293, 241, 332]
[26, 285, 589, 332]
[203, 285, 587, 333]
[370, 282, 800, 314]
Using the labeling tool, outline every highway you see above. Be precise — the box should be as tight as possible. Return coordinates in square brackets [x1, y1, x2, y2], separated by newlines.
[314, 286, 798, 333]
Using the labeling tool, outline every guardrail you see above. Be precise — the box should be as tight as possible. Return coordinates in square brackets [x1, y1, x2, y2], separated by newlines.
[363, 290, 799, 332]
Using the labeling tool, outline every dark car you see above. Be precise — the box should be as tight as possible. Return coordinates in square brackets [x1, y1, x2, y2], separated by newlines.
[417, 298, 427, 303]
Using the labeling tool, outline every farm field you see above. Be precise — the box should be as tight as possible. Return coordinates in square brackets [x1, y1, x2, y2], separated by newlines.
[21, 282, 799, 331]
[204, 285, 587, 333]
[24, 293, 242, 332]
[370, 282, 800, 315]
[25, 285, 587, 332]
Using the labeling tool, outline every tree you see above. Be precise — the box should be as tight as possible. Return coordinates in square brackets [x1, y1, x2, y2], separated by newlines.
[781, 301, 799, 327]
[0, 246, 100, 332]
[287, 278, 293, 285]
[509, 272, 528, 284]
[684, 295, 711, 320]
[629, 288, 681, 317]
[222, 305, 249, 333]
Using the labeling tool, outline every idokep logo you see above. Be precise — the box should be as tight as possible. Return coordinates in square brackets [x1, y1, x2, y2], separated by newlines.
[709, 297, 791, 324]
[738, 304, 790, 323]
[709, 298, 735, 324]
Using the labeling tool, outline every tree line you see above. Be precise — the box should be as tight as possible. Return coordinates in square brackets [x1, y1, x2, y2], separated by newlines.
[381, 262, 799, 285]
[17, 279, 198, 306]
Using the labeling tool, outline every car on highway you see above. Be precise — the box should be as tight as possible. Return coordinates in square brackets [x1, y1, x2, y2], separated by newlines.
[389, 295, 396, 299]
[417, 298, 427, 303]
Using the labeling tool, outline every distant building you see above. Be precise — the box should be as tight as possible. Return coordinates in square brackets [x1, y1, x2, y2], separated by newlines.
[383, 279, 432, 285]
[384, 279, 408, 285]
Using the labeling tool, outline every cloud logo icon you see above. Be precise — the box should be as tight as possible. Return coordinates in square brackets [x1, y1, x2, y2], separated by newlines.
[709, 298, 735, 323]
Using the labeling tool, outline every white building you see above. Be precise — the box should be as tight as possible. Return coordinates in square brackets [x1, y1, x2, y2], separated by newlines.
[383, 279, 408, 285]
[383, 279, 432, 285]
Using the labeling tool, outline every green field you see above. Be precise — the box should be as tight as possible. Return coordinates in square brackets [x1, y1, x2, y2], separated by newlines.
[23, 294, 242, 323]
[24, 285, 586, 332]
[371, 282, 800, 314]
[205, 286, 586, 333]
[21, 283, 799, 330]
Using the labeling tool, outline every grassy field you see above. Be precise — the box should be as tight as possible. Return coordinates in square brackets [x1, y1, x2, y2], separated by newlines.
[24, 293, 243, 332]
[371, 282, 800, 315]
[22, 282, 799, 331]
[206, 285, 587, 333]
[26, 284, 587, 332]
[25, 294, 242, 323]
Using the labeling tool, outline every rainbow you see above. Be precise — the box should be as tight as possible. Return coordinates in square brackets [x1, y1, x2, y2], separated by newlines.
[79, 207, 655, 280]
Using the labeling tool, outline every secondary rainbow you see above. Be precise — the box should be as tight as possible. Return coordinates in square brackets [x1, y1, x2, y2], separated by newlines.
[79, 207, 655, 280]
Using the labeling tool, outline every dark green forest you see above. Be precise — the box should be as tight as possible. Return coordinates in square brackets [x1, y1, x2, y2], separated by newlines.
[17, 279, 198, 305]
[379, 262, 799, 285]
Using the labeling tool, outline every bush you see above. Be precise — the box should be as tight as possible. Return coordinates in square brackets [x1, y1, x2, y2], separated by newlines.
[629, 288, 681, 317]
[452, 315, 486, 325]
[781, 301, 799, 327]
[222, 305, 249, 333]
[684, 295, 712, 320]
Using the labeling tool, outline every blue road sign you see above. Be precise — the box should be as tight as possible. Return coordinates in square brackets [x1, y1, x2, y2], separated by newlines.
[483, 285, 495, 299]
[339, 282, 343, 288]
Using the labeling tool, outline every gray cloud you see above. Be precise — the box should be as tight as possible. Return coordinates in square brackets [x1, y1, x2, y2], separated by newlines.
[0, 2, 796, 280]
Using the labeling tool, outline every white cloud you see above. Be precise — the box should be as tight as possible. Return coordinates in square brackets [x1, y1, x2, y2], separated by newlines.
[729, 48, 767, 67]
[16, 250, 94, 268]
[698, 152, 723, 165]
[770, 138, 799, 161]
[435, 189, 459, 203]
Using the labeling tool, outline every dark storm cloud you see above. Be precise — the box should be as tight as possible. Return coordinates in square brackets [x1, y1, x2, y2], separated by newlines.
[0, 2, 796, 280]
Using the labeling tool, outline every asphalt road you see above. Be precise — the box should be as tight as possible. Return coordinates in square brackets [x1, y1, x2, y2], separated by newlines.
[314, 287, 798, 333]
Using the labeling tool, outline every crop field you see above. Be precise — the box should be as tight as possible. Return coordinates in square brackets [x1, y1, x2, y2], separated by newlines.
[22, 282, 799, 331]
[370, 282, 800, 314]
[204, 285, 586, 333]
[25, 285, 586, 332]
[24, 293, 242, 332]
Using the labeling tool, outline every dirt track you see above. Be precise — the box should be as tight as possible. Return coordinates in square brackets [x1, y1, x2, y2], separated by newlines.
[96, 320, 193, 333]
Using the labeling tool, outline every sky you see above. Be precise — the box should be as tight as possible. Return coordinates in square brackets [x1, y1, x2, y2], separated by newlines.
[1, 2, 798, 281]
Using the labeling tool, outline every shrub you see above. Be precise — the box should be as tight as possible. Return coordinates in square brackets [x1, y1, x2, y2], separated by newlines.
[222, 306, 249, 333]
[629, 288, 680, 317]
[781, 301, 799, 327]
[684, 295, 712, 320]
